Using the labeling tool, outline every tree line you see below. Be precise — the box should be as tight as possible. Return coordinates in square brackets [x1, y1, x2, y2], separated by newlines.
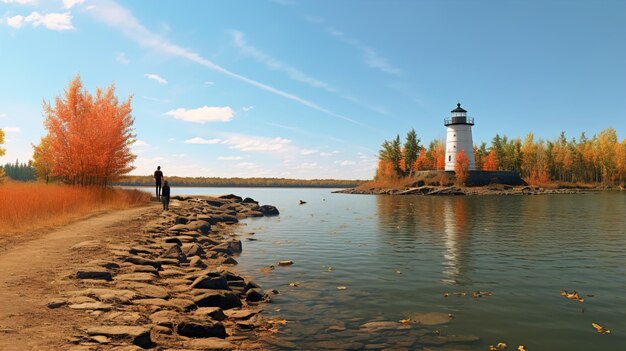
[116, 175, 363, 188]
[1, 160, 36, 181]
[377, 128, 626, 185]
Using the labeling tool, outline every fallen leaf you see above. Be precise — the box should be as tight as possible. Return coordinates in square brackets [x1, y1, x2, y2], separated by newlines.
[399, 319, 410, 324]
[337, 286, 348, 290]
[278, 260, 293, 266]
[592, 322, 610, 334]
[289, 282, 300, 287]
[517, 346, 527, 351]
[395, 270, 402, 274]
[443, 292, 450, 298]
[489, 342, 507, 350]
[327, 266, 333, 272]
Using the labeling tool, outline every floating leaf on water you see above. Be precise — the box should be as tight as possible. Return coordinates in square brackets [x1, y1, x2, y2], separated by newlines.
[289, 282, 300, 287]
[592, 322, 611, 334]
[517, 346, 528, 351]
[399, 319, 411, 324]
[561, 289, 583, 302]
[395, 270, 402, 274]
[443, 292, 450, 298]
[278, 260, 294, 266]
[337, 286, 348, 290]
[489, 342, 507, 350]
[327, 266, 333, 272]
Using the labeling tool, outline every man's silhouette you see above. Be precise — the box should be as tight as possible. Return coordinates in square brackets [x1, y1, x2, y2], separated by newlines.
[154, 166, 163, 199]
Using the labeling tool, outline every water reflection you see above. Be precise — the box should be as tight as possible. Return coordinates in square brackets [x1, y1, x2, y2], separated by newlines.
[376, 196, 473, 285]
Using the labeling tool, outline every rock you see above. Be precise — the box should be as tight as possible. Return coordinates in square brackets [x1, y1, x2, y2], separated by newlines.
[183, 243, 205, 257]
[409, 312, 454, 326]
[100, 311, 145, 325]
[188, 256, 208, 269]
[71, 240, 101, 250]
[114, 273, 157, 282]
[164, 237, 183, 246]
[259, 205, 279, 216]
[76, 270, 113, 281]
[194, 307, 226, 321]
[191, 275, 229, 290]
[115, 282, 169, 299]
[70, 288, 138, 304]
[242, 197, 258, 204]
[193, 291, 242, 310]
[169, 224, 189, 232]
[184, 337, 235, 350]
[221, 257, 238, 265]
[188, 220, 211, 235]
[68, 302, 113, 311]
[161, 245, 188, 263]
[132, 298, 195, 312]
[360, 321, 408, 332]
[175, 216, 190, 225]
[47, 299, 68, 309]
[130, 265, 159, 274]
[278, 260, 293, 266]
[177, 319, 227, 339]
[123, 257, 162, 270]
[206, 215, 239, 225]
[84, 326, 152, 349]
[223, 308, 260, 320]
[245, 289, 264, 303]
[149, 310, 180, 327]
[129, 246, 154, 255]
[87, 260, 120, 270]
[219, 194, 243, 202]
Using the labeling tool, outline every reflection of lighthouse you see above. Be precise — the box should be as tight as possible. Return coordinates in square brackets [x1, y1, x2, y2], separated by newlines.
[442, 199, 459, 284]
[442, 199, 470, 285]
[444, 103, 476, 171]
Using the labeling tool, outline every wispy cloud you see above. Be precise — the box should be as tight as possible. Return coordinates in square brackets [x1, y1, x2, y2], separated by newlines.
[1, 0, 37, 4]
[131, 139, 151, 154]
[231, 30, 336, 93]
[164, 106, 234, 123]
[116, 52, 130, 64]
[86, 0, 366, 127]
[241, 105, 254, 112]
[307, 17, 401, 76]
[223, 135, 292, 152]
[217, 156, 244, 161]
[335, 160, 356, 166]
[144, 73, 167, 85]
[320, 150, 339, 156]
[5, 12, 74, 31]
[0, 113, 7, 118]
[2, 126, 20, 133]
[62, 0, 84, 9]
[204, 81, 214, 86]
[184, 137, 222, 145]
[300, 148, 318, 155]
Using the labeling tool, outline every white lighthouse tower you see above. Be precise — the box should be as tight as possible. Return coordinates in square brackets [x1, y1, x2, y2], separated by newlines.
[444, 103, 476, 171]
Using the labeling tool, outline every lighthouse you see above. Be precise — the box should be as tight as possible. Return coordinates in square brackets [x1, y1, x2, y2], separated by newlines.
[444, 103, 476, 171]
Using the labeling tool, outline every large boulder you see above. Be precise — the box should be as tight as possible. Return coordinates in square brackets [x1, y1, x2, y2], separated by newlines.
[259, 205, 279, 216]
[193, 291, 242, 310]
[177, 319, 227, 338]
[75, 270, 113, 281]
[190, 275, 229, 290]
[84, 325, 152, 349]
[124, 256, 162, 270]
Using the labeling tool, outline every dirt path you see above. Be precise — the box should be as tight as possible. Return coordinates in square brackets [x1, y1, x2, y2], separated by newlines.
[0, 204, 158, 351]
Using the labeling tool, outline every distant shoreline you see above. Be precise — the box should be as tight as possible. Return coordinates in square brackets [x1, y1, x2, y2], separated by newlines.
[334, 184, 624, 196]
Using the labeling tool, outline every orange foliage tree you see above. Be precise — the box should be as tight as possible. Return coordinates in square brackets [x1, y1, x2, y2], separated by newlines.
[482, 150, 499, 171]
[0, 128, 5, 178]
[40, 76, 136, 186]
[455, 149, 470, 186]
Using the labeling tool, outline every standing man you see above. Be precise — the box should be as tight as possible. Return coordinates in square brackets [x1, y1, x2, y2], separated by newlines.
[154, 166, 163, 199]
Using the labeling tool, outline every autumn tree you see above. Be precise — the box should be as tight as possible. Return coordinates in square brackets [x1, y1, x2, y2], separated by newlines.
[0, 128, 5, 178]
[455, 149, 470, 186]
[482, 150, 499, 171]
[403, 128, 422, 176]
[41, 76, 136, 186]
[32, 136, 53, 183]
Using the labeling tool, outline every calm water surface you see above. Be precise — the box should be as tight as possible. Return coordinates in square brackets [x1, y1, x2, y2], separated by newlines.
[165, 187, 625, 350]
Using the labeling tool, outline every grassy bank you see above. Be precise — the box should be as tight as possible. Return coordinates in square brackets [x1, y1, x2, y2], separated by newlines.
[0, 183, 150, 235]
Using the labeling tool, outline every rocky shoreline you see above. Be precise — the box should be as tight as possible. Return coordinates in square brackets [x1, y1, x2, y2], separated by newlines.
[334, 184, 603, 196]
[49, 194, 282, 351]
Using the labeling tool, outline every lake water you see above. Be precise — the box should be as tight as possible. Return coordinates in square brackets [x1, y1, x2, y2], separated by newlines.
[153, 187, 625, 350]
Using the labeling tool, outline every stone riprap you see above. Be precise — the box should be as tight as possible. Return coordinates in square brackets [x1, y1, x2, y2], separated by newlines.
[52, 194, 278, 351]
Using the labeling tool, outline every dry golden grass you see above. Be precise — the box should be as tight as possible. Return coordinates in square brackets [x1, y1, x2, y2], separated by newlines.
[0, 182, 150, 235]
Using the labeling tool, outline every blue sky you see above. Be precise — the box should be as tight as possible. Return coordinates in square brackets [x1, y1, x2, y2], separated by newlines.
[1, 0, 624, 179]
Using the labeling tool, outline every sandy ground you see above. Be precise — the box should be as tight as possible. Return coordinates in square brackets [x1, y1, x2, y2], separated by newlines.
[0, 204, 158, 351]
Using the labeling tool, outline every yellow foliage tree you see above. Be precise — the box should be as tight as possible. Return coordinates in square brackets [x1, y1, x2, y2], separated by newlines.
[0, 128, 5, 178]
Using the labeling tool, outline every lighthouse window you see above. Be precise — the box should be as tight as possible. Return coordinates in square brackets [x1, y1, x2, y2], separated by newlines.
[454, 134, 456, 137]
[448, 155, 451, 161]
[453, 145, 456, 148]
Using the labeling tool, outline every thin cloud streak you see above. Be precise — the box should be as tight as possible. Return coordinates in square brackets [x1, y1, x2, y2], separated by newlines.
[86, 0, 367, 128]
